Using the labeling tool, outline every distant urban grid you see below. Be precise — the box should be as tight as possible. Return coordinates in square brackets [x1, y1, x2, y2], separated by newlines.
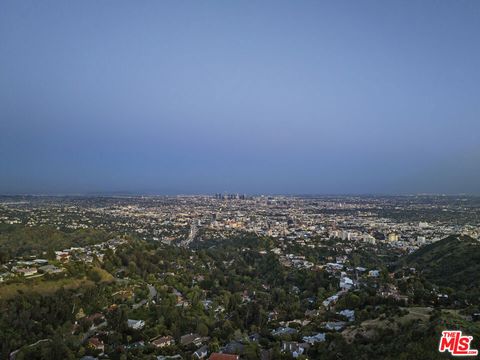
[1, 194, 480, 359]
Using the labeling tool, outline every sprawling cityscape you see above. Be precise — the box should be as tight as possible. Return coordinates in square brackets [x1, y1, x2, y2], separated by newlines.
[2, 1, 480, 359]
[2, 194, 479, 250]
[1, 195, 480, 359]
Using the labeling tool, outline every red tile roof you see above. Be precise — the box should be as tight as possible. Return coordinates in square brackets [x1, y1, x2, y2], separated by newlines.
[209, 354, 239, 360]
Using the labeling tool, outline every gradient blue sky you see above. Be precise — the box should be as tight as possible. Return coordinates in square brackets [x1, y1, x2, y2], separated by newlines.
[1, 1, 479, 195]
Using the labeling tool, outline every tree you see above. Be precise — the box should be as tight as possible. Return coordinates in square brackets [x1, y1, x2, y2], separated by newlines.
[197, 322, 209, 337]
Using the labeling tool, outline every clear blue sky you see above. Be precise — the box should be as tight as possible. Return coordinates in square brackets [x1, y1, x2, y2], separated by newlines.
[1, 1, 479, 195]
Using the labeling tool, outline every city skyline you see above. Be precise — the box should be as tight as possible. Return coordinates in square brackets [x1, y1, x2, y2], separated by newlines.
[2, 2, 480, 358]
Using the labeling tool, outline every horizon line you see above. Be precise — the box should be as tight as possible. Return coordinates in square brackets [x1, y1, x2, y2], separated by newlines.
[1, 192, 479, 198]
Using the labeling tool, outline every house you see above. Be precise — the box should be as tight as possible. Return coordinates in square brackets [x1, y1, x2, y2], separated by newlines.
[339, 276, 354, 290]
[38, 264, 63, 274]
[324, 321, 347, 331]
[0, 272, 11, 282]
[326, 262, 344, 272]
[202, 300, 213, 310]
[369, 270, 380, 278]
[17, 260, 34, 266]
[241, 290, 252, 303]
[127, 319, 145, 330]
[208, 354, 239, 360]
[77, 254, 94, 263]
[337, 309, 355, 322]
[305, 309, 319, 317]
[151, 335, 175, 348]
[222, 341, 244, 355]
[157, 355, 183, 360]
[248, 333, 261, 342]
[33, 259, 49, 265]
[55, 251, 71, 262]
[214, 305, 225, 312]
[180, 333, 203, 347]
[282, 341, 309, 358]
[16, 267, 37, 276]
[193, 345, 208, 359]
[87, 337, 104, 353]
[85, 313, 106, 325]
[302, 333, 326, 345]
[322, 294, 339, 309]
[172, 288, 184, 303]
[267, 311, 278, 322]
[271, 327, 298, 336]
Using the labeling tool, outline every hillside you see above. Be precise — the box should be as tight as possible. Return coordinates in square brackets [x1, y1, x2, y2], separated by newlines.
[0, 224, 112, 262]
[399, 235, 480, 289]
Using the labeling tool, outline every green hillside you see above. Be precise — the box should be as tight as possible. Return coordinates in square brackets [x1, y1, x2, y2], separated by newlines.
[400, 235, 480, 289]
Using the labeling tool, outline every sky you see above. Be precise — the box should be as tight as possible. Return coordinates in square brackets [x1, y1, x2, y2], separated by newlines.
[1, 1, 479, 195]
